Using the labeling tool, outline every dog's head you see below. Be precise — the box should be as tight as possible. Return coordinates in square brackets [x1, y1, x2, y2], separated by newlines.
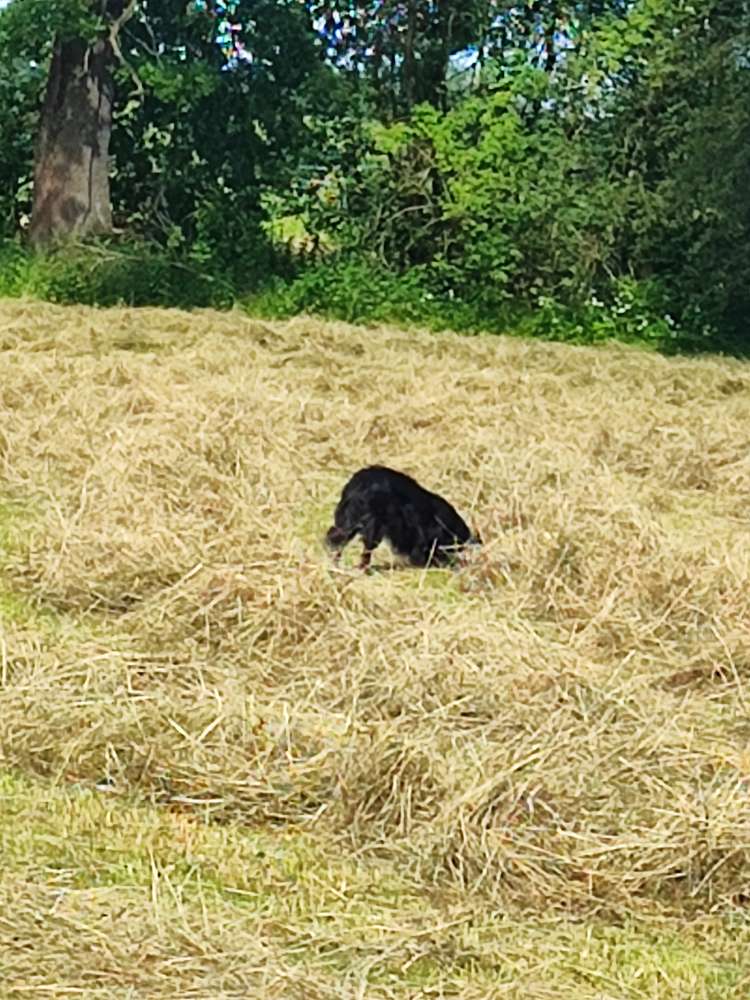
[451, 530, 482, 568]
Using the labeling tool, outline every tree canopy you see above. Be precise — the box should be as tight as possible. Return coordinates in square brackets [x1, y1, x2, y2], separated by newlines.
[0, 0, 747, 348]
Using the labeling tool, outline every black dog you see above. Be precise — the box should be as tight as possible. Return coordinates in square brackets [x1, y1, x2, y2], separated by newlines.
[325, 465, 481, 570]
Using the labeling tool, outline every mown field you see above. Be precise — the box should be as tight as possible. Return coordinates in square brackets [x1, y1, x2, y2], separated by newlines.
[1, 298, 749, 997]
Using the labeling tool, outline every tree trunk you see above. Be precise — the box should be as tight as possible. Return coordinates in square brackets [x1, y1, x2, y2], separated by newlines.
[403, 0, 418, 111]
[29, 33, 115, 247]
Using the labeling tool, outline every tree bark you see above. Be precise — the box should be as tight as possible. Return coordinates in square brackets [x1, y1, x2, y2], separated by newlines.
[403, 0, 418, 111]
[29, 31, 116, 248]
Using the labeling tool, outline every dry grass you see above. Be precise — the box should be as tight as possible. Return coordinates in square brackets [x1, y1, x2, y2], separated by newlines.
[1, 298, 750, 995]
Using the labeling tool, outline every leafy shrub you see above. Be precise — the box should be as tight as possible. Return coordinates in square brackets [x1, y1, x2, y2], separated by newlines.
[276, 76, 628, 312]
[0, 236, 714, 354]
[0, 239, 234, 309]
[518, 278, 711, 352]
[185, 194, 293, 295]
[0, 239, 34, 296]
[253, 256, 438, 325]
[247, 255, 707, 352]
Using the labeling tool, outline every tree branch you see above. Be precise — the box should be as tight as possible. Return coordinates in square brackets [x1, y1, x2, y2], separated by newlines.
[107, 0, 143, 100]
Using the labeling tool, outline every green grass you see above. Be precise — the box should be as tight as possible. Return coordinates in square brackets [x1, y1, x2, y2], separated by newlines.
[0, 498, 31, 545]
[0, 767, 747, 997]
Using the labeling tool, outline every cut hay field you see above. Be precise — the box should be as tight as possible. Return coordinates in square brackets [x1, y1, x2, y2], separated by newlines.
[1, 297, 749, 997]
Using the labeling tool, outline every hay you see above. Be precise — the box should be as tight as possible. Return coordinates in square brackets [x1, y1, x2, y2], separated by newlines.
[1, 297, 750, 934]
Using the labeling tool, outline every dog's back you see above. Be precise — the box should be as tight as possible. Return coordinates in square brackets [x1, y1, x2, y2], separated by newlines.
[325, 465, 479, 569]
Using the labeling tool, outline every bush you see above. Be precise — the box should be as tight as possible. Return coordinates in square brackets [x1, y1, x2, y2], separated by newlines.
[0, 239, 33, 296]
[0, 238, 235, 309]
[245, 254, 709, 352]
[274, 80, 628, 312]
[248, 256, 438, 325]
[518, 278, 715, 353]
[0, 239, 722, 356]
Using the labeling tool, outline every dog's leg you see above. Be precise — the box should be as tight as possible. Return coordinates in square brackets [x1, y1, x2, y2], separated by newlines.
[359, 516, 384, 572]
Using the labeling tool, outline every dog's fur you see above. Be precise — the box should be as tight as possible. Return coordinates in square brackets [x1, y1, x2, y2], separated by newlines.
[325, 465, 481, 570]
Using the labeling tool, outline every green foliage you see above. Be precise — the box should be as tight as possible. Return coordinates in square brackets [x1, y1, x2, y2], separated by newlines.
[246, 254, 707, 351]
[0, 6, 45, 238]
[519, 279, 699, 352]
[105, 0, 330, 285]
[279, 73, 631, 313]
[246, 257, 441, 325]
[0, 0, 747, 353]
[0, 240, 33, 297]
[0, 0, 330, 273]
[562, 0, 750, 344]
[274, 1, 748, 350]
[306, 1, 633, 115]
[0, 238, 237, 309]
[0, 231, 717, 352]
[0, 0, 99, 54]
